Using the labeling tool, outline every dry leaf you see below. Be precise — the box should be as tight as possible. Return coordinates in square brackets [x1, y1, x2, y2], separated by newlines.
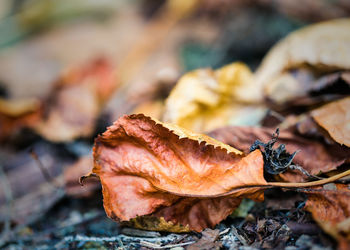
[304, 184, 350, 248]
[209, 126, 350, 182]
[89, 114, 350, 232]
[0, 58, 117, 142]
[34, 58, 117, 142]
[187, 228, 221, 250]
[91, 114, 267, 232]
[254, 18, 350, 97]
[0, 97, 42, 140]
[311, 97, 350, 147]
[264, 69, 350, 111]
[0, 97, 40, 117]
[163, 62, 266, 133]
[309, 71, 350, 94]
[264, 67, 316, 105]
[0, 108, 41, 141]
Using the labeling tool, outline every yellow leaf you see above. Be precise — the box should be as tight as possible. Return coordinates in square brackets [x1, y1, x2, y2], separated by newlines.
[163, 62, 265, 132]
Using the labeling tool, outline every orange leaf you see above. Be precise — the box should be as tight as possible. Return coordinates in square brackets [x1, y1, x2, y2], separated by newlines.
[312, 97, 350, 147]
[91, 114, 266, 232]
[304, 184, 350, 249]
[34, 58, 117, 142]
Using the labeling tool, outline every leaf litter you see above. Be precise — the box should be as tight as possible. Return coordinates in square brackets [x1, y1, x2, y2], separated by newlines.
[1, 4, 350, 250]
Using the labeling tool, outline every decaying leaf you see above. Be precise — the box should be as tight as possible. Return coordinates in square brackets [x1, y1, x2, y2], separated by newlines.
[311, 97, 350, 147]
[0, 97, 40, 117]
[0, 107, 41, 141]
[187, 228, 221, 250]
[254, 18, 350, 95]
[209, 126, 350, 182]
[163, 62, 266, 132]
[304, 184, 350, 248]
[0, 58, 117, 142]
[264, 68, 350, 111]
[0, 97, 42, 140]
[91, 114, 267, 232]
[264, 67, 316, 105]
[33, 58, 117, 142]
[89, 114, 350, 232]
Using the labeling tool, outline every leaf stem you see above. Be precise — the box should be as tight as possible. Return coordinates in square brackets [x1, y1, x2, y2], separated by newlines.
[267, 168, 350, 188]
[159, 168, 350, 198]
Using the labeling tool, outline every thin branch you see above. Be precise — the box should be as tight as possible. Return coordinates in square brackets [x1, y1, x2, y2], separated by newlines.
[30, 149, 60, 189]
[0, 164, 13, 245]
[288, 164, 323, 180]
[140, 240, 195, 249]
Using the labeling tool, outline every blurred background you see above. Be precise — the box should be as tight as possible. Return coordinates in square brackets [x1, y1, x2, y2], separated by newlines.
[0, 0, 350, 248]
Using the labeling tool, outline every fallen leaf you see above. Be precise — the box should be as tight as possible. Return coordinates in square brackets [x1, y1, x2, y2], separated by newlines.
[34, 58, 117, 142]
[304, 184, 350, 248]
[282, 115, 332, 142]
[0, 108, 41, 141]
[187, 228, 221, 250]
[0, 96, 42, 141]
[311, 97, 350, 147]
[264, 67, 316, 105]
[209, 126, 350, 182]
[91, 114, 267, 232]
[0, 97, 40, 117]
[264, 69, 350, 112]
[163, 62, 266, 133]
[309, 71, 350, 95]
[89, 115, 350, 232]
[254, 18, 350, 98]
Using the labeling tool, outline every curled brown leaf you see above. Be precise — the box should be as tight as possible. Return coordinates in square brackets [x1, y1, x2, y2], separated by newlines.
[91, 114, 267, 231]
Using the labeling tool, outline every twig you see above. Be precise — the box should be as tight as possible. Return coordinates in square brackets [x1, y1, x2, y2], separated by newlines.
[289, 164, 323, 180]
[11, 209, 103, 244]
[269, 168, 350, 188]
[140, 240, 195, 249]
[64, 235, 120, 243]
[0, 164, 13, 246]
[62, 233, 184, 245]
[30, 149, 60, 189]
[219, 228, 230, 236]
[286, 221, 321, 235]
[231, 226, 247, 246]
[117, 238, 125, 250]
[121, 228, 161, 238]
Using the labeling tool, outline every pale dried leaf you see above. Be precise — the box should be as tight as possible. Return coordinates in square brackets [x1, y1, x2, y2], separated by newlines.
[254, 18, 350, 95]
